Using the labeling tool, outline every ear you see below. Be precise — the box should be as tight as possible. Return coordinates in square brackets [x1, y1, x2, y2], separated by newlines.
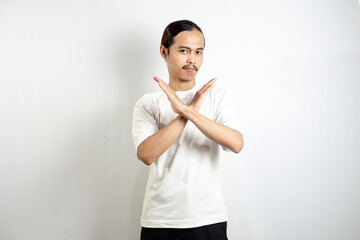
[160, 45, 168, 61]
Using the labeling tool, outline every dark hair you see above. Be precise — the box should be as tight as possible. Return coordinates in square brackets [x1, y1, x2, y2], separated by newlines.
[161, 20, 205, 51]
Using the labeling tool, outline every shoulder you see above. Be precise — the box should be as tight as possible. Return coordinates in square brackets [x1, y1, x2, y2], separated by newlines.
[208, 83, 231, 100]
[135, 91, 164, 107]
[212, 84, 227, 94]
[207, 83, 236, 115]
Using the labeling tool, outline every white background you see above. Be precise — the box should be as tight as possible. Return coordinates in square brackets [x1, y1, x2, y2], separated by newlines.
[1, 0, 360, 239]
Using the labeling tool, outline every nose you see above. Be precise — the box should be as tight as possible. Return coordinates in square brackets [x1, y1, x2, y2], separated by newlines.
[186, 53, 196, 65]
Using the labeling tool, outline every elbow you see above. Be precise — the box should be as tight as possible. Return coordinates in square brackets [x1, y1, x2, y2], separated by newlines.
[137, 147, 155, 166]
[142, 160, 153, 166]
[138, 153, 154, 166]
[233, 133, 244, 154]
[233, 144, 243, 154]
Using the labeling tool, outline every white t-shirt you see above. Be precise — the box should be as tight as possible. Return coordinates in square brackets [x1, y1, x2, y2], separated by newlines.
[132, 81, 241, 228]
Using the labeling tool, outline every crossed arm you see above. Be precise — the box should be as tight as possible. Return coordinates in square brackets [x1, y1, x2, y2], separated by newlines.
[137, 77, 244, 165]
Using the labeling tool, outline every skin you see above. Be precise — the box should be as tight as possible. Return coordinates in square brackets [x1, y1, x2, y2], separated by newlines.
[137, 29, 244, 165]
[160, 30, 205, 91]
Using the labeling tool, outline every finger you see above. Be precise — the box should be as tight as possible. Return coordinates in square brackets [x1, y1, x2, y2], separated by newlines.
[153, 76, 173, 92]
[203, 81, 215, 94]
[153, 77, 179, 103]
[200, 77, 217, 91]
[209, 77, 218, 83]
[198, 77, 217, 94]
[153, 76, 171, 94]
[199, 82, 215, 97]
[205, 77, 217, 86]
[153, 76, 165, 85]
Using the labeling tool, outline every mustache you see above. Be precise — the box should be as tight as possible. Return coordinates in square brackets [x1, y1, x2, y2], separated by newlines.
[182, 65, 198, 71]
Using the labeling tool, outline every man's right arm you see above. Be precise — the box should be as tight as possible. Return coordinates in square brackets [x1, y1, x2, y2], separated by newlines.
[136, 77, 216, 166]
[137, 115, 188, 165]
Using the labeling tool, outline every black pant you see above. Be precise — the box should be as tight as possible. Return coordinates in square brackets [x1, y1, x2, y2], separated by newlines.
[141, 221, 228, 240]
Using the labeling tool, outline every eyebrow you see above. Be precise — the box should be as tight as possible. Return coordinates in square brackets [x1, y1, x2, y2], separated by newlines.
[178, 46, 204, 51]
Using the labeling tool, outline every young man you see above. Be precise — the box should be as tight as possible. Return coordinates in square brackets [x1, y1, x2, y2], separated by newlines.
[132, 20, 244, 240]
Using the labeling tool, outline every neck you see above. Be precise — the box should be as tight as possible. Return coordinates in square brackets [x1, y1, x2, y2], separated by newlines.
[169, 77, 196, 91]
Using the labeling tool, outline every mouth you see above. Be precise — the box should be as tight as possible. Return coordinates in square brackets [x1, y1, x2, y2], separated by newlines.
[183, 65, 198, 72]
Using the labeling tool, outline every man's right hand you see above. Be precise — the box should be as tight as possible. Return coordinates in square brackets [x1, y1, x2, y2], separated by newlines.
[190, 77, 217, 112]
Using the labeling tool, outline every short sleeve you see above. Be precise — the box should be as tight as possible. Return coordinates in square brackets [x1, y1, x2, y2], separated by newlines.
[132, 95, 159, 153]
[214, 88, 242, 152]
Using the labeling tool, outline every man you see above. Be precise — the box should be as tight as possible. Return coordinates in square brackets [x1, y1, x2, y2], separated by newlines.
[132, 20, 244, 240]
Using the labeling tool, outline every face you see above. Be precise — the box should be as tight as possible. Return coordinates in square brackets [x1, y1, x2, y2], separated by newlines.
[161, 30, 205, 83]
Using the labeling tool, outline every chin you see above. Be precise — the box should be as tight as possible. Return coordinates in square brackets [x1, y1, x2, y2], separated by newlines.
[183, 74, 197, 81]
[181, 77, 195, 82]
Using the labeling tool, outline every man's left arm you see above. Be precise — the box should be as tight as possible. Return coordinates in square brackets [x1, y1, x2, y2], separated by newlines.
[182, 106, 244, 153]
[154, 76, 244, 154]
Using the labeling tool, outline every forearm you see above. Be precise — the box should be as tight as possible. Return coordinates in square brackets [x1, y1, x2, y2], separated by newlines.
[137, 115, 188, 165]
[182, 107, 244, 153]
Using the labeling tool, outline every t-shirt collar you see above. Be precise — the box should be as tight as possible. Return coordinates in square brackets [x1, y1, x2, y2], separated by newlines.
[175, 82, 200, 98]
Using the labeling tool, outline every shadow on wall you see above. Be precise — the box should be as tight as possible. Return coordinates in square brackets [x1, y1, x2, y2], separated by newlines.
[110, 27, 154, 239]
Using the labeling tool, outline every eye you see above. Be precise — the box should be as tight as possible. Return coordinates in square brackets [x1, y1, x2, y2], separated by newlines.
[196, 51, 203, 55]
[180, 49, 188, 53]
